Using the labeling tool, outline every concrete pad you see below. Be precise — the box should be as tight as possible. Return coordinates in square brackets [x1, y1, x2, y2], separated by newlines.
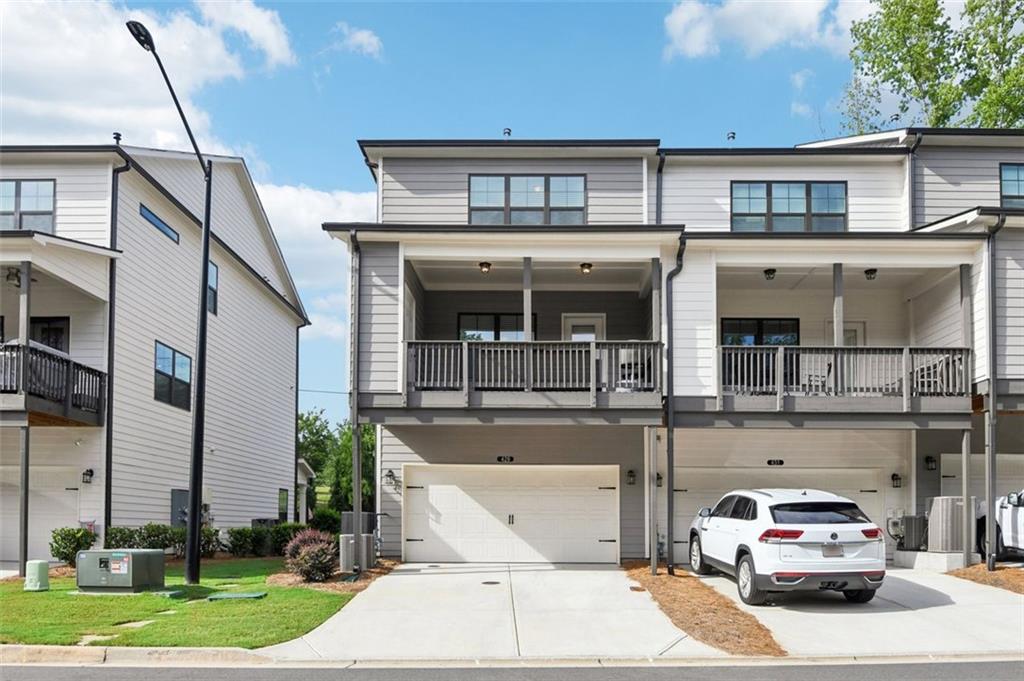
[701, 567, 1024, 657]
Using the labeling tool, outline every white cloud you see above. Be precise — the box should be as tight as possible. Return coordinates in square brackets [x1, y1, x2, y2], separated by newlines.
[790, 101, 813, 118]
[302, 313, 348, 341]
[790, 68, 814, 91]
[196, 0, 296, 68]
[0, 1, 292, 150]
[663, 1, 718, 58]
[328, 22, 383, 60]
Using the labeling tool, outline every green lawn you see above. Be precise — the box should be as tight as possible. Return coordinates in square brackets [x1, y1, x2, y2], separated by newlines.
[0, 558, 351, 648]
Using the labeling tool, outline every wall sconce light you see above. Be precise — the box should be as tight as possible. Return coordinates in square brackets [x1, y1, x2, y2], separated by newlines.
[864, 268, 878, 281]
[924, 455, 937, 471]
[656, 473, 663, 488]
[384, 469, 399, 490]
[579, 262, 593, 275]
[763, 268, 776, 281]
[891, 473, 903, 489]
[478, 261, 492, 274]
[81, 469, 94, 484]
[626, 469, 636, 486]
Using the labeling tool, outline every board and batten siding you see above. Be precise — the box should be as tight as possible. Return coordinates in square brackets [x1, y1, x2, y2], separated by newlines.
[109, 172, 296, 528]
[381, 158, 645, 224]
[914, 146, 1024, 227]
[378, 425, 647, 558]
[652, 158, 907, 231]
[358, 242, 401, 392]
[671, 247, 717, 396]
[0, 157, 112, 246]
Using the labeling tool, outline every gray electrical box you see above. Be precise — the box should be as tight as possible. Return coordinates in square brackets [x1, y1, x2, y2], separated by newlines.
[76, 549, 166, 593]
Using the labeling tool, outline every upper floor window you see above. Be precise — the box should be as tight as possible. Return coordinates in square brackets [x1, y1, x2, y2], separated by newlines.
[731, 181, 846, 232]
[154, 341, 192, 411]
[469, 175, 585, 225]
[0, 180, 55, 232]
[1001, 164, 1024, 208]
[140, 204, 179, 243]
[458, 313, 536, 341]
[208, 262, 219, 315]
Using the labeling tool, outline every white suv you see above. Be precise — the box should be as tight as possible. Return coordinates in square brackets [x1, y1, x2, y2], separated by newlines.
[688, 489, 886, 605]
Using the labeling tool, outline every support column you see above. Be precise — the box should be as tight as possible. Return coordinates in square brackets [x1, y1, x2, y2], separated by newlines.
[832, 263, 844, 346]
[962, 429, 972, 567]
[19, 426, 30, 577]
[650, 258, 662, 343]
[352, 422, 363, 571]
[648, 428, 658, 575]
[523, 257, 532, 390]
[17, 261, 31, 578]
[959, 264, 973, 348]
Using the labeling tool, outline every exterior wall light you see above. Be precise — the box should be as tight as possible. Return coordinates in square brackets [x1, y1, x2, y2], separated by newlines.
[656, 472, 663, 488]
[384, 469, 399, 490]
[81, 468, 94, 484]
[579, 262, 593, 275]
[626, 469, 636, 485]
[891, 473, 903, 489]
[478, 261, 492, 274]
[864, 268, 878, 281]
[924, 455, 938, 471]
[763, 268, 776, 281]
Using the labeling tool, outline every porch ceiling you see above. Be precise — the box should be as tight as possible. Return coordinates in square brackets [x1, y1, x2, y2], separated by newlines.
[717, 265, 949, 291]
[411, 259, 651, 291]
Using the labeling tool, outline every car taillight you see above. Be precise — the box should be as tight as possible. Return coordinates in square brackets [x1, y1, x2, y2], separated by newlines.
[861, 528, 883, 539]
[759, 528, 804, 543]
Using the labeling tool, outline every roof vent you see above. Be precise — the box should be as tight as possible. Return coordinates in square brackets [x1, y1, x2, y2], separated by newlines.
[726, 131, 736, 142]
[113, 131, 122, 145]
[502, 127, 512, 139]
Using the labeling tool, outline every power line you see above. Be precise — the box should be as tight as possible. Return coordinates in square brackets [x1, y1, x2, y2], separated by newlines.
[298, 388, 350, 395]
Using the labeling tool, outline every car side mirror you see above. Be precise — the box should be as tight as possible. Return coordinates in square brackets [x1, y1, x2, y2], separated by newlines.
[698, 507, 711, 518]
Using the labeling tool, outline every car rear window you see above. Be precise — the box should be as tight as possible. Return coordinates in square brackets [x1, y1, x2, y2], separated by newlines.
[770, 502, 870, 524]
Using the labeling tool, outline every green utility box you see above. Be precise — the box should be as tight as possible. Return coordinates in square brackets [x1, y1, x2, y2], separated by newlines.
[23, 560, 49, 592]
[76, 549, 166, 593]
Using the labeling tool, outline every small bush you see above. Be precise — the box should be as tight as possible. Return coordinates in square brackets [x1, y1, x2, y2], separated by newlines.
[226, 527, 253, 557]
[137, 523, 175, 550]
[289, 541, 336, 582]
[250, 526, 271, 556]
[201, 526, 221, 558]
[308, 508, 340, 534]
[50, 527, 97, 566]
[169, 526, 188, 557]
[284, 528, 334, 561]
[270, 523, 306, 556]
[105, 526, 139, 549]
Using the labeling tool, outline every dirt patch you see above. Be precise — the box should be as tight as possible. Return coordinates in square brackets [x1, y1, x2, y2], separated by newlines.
[0, 565, 76, 583]
[948, 562, 1024, 594]
[266, 559, 398, 594]
[622, 561, 786, 657]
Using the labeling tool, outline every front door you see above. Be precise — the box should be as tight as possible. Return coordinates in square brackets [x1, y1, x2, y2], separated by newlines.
[561, 314, 606, 341]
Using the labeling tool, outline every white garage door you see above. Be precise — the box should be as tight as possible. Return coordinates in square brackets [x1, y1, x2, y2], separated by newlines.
[403, 465, 619, 563]
[0, 466, 80, 563]
[940, 453, 1024, 499]
[672, 467, 884, 564]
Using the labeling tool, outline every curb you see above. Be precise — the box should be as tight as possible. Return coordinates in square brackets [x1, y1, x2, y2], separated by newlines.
[2, 645, 1022, 668]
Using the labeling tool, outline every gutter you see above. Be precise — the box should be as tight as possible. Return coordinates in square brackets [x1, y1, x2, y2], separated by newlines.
[907, 133, 923, 229]
[664, 232, 686, 576]
[348, 230, 363, 571]
[984, 213, 1006, 570]
[103, 155, 131, 537]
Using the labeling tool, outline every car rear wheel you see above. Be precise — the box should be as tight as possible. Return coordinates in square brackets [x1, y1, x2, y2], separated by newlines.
[689, 535, 712, 575]
[980, 525, 1005, 561]
[736, 555, 768, 605]
[843, 589, 877, 603]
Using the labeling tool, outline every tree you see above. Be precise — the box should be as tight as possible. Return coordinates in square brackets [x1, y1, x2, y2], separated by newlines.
[840, 73, 885, 136]
[960, 0, 1024, 127]
[323, 423, 375, 513]
[297, 409, 335, 476]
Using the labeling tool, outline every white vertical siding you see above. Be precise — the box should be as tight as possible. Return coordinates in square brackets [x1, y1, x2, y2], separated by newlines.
[915, 147, 1024, 226]
[381, 158, 644, 224]
[0, 158, 111, 246]
[671, 247, 717, 396]
[358, 242, 400, 392]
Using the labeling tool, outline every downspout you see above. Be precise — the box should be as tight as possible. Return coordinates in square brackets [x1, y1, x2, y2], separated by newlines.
[907, 133, 923, 229]
[985, 214, 1006, 570]
[664, 230, 686, 575]
[651, 150, 666, 575]
[348, 230, 362, 570]
[294, 326, 300, 522]
[103, 153, 131, 538]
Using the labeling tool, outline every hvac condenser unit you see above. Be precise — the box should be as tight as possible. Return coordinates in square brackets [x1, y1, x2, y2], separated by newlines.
[927, 496, 976, 553]
[76, 549, 166, 593]
[898, 514, 928, 551]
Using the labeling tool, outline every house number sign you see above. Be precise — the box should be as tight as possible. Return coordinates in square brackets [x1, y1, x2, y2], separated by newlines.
[497, 456, 514, 463]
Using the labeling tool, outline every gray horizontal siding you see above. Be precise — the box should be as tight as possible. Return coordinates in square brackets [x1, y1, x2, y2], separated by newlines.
[378, 425, 646, 558]
[382, 158, 644, 224]
[997, 229, 1024, 380]
[915, 146, 1024, 226]
[359, 243, 400, 392]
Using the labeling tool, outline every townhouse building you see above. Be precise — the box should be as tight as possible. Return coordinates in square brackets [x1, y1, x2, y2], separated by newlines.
[327, 129, 1022, 571]
[0, 143, 307, 571]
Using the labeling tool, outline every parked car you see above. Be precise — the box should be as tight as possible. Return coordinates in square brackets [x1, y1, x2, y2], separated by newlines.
[978, 490, 1024, 558]
[688, 489, 886, 605]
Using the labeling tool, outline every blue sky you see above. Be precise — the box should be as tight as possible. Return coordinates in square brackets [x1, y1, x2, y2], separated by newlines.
[2, 1, 882, 424]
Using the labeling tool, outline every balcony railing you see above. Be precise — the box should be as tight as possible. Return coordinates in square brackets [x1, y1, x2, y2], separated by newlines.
[408, 340, 662, 402]
[719, 345, 970, 410]
[0, 344, 106, 423]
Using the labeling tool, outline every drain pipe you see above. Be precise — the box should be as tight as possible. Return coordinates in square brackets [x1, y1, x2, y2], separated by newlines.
[907, 132, 923, 228]
[664, 231, 686, 575]
[651, 150, 666, 576]
[985, 214, 1006, 571]
[348, 230, 363, 571]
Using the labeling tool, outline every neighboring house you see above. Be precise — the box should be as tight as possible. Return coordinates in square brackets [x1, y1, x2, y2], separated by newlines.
[326, 130, 1022, 567]
[0, 144, 308, 569]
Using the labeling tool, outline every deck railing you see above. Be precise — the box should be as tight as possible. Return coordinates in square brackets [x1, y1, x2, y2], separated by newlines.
[720, 345, 970, 403]
[408, 340, 662, 394]
[0, 344, 106, 415]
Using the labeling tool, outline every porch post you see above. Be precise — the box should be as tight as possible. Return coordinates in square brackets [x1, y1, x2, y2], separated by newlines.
[961, 428, 972, 567]
[351, 422, 363, 570]
[648, 427, 658, 575]
[650, 258, 662, 343]
[959, 264, 973, 348]
[18, 261, 31, 392]
[832, 263, 844, 346]
[19, 426, 30, 577]
[523, 257, 532, 390]
[17, 261, 31, 578]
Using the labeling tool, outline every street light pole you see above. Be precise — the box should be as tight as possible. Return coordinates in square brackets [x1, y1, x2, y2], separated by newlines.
[126, 20, 213, 584]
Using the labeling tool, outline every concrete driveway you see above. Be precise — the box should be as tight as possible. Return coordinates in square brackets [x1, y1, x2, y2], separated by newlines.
[701, 567, 1024, 657]
[263, 563, 724, 661]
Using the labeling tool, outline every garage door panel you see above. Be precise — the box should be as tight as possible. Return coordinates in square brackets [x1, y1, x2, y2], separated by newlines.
[404, 465, 618, 563]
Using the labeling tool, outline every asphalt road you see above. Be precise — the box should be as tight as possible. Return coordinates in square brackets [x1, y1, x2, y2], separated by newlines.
[3, 661, 1023, 681]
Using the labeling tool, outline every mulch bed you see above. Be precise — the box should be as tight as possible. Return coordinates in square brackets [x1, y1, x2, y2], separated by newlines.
[266, 558, 398, 594]
[948, 562, 1024, 594]
[622, 561, 786, 657]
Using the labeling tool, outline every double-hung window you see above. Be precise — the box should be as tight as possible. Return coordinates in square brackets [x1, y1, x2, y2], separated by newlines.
[0, 180, 55, 232]
[469, 175, 585, 225]
[1001, 164, 1024, 208]
[731, 181, 847, 232]
[154, 341, 192, 410]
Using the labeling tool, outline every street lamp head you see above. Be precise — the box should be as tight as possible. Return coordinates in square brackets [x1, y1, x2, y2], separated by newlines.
[126, 20, 155, 52]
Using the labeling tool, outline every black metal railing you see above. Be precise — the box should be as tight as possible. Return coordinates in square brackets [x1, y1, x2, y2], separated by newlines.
[0, 344, 106, 415]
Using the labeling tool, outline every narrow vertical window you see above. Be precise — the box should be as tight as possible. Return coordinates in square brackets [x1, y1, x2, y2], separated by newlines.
[208, 261, 219, 315]
[278, 489, 289, 522]
[731, 182, 768, 231]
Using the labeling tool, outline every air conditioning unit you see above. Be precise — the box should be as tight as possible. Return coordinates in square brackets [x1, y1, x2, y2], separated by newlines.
[897, 514, 928, 551]
[928, 496, 976, 553]
[76, 549, 165, 593]
[339, 534, 375, 573]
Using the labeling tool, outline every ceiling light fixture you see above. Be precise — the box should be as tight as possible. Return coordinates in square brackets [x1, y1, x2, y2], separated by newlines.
[864, 268, 878, 281]
[579, 262, 593, 275]
[478, 261, 492, 274]
[763, 268, 776, 281]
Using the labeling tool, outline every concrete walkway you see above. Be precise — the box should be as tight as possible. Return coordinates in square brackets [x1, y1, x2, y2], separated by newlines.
[263, 563, 725, 661]
[702, 567, 1024, 657]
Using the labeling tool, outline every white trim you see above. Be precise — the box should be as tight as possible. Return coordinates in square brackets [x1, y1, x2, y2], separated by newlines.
[643, 427, 650, 559]
[641, 156, 649, 225]
[376, 158, 384, 223]
[397, 242, 406, 393]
